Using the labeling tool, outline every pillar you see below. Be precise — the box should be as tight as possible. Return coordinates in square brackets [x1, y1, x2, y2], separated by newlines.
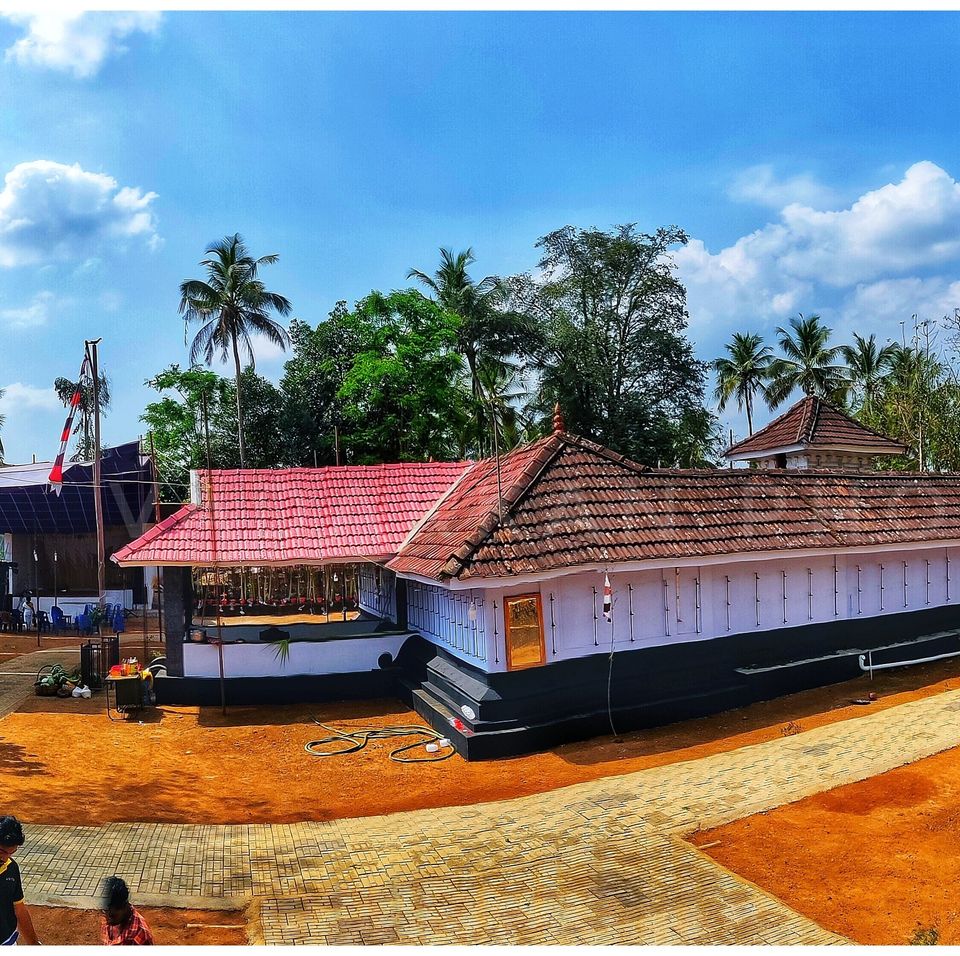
[162, 566, 192, 678]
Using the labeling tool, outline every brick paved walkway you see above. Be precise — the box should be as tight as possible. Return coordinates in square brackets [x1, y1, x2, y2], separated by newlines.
[0, 647, 80, 718]
[11, 659, 960, 943]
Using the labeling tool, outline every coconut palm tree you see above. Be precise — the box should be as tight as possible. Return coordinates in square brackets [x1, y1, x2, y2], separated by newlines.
[54, 373, 111, 461]
[840, 332, 897, 415]
[767, 313, 849, 408]
[180, 234, 292, 468]
[409, 248, 537, 454]
[475, 356, 531, 454]
[408, 248, 509, 399]
[712, 332, 773, 435]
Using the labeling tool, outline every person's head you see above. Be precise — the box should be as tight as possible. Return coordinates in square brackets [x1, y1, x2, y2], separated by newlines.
[101, 876, 132, 925]
[0, 816, 24, 863]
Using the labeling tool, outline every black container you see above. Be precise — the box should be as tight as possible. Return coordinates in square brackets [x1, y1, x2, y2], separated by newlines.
[81, 635, 120, 689]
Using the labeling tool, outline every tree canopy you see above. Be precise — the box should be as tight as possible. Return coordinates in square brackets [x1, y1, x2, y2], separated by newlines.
[508, 224, 717, 466]
[179, 233, 291, 467]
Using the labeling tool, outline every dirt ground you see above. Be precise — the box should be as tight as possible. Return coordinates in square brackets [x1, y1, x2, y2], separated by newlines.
[5, 653, 960, 826]
[28, 904, 247, 945]
[0, 630, 163, 660]
[699, 744, 960, 945]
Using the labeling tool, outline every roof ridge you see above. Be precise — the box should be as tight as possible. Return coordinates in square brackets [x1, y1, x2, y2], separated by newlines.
[438, 432, 653, 580]
[801, 395, 819, 443]
[725, 400, 804, 455]
[394, 462, 475, 553]
[725, 394, 905, 457]
[813, 398, 905, 446]
[438, 433, 567, 579]
[110, 503, 197, 564]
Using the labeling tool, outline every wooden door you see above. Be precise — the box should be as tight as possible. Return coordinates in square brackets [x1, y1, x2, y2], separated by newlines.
[504, 594, 545, 669]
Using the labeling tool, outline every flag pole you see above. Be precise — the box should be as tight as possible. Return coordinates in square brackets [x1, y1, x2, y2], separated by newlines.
[201, 392, 226, 716]
[86, 338, 106, 608]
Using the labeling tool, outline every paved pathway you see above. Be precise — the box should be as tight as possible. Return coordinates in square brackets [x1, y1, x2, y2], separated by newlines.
[0, 647, 80, 718]
[10, 654, 960, 944]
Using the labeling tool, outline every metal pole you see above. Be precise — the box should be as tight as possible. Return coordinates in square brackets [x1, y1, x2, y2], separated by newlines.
[148, 431, 162, 650]
[142, 582, 148, 666]
[202, 392, 226, 716]
[33, 548, 39, 648]
[86, 338, 106, 607]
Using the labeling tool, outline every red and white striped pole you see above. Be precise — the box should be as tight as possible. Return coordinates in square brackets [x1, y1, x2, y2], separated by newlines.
[47, 352, 90, 493]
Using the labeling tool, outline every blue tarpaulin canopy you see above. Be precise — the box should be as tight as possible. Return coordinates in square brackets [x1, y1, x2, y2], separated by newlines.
[0, 442, 153, 535]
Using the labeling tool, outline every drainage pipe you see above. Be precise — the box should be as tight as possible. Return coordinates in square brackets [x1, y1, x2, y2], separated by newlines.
[859, 645, 960, 680]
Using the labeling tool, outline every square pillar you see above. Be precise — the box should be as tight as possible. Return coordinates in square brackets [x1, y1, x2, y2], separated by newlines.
[162, 567, 192, 678]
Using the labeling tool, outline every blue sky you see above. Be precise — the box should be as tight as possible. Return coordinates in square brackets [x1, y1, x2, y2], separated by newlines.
[1, 11, 960, 463]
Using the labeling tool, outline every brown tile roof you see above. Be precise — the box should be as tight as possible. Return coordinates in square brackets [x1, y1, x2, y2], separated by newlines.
[390, 433, 960, 581]
[386, 433, 568, 580]
[724, 396, 906, 458]
[115, 427, 960, 581]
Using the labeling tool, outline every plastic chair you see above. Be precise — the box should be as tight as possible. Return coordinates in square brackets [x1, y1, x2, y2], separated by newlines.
[50, 606, 71, 631]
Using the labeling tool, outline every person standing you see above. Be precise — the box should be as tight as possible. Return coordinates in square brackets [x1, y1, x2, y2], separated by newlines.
[0, 816, 39, 945]
[100, 877, 154, 946]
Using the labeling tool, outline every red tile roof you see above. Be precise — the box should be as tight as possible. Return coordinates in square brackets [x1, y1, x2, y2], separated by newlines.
[112, 462, 470, 567]
[391, 434, 960, 580]
[725, 396, 906, 458]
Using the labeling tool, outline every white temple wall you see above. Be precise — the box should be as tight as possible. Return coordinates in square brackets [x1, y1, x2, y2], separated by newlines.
[358, 564, 398, 622]
[426, 544, 960, 674]
[405, 578, 492, 667]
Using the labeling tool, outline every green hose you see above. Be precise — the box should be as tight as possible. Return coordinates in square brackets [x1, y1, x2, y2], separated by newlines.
[304, 719, 456, 763]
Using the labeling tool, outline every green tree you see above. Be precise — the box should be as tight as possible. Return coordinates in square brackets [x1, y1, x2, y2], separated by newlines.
[767, 313, 848, 408]
[215, 369, 286, 469]
[840, 332, 897, 415]
[670, 407, 725, 468]
[278, 304, 366, 467]
[861, 344, 960, 471]
[474, 356, 532, 454]
[712, 332, 773, 435]
[409, 247, 537, 455]
[336, 290, 471, 463]
[179, 233, 292, 468]
[54, 372, 111, 461]
[141, 365, 229, 500]
[509, 224, 713, 466]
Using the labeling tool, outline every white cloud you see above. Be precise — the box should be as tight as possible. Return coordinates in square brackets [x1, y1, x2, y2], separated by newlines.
[729, 164, 839, 210]
[833, 277, 960, 346]
[251, 334, 289, 365]
[207, 332, 290, 374]
[0, 290, 55, 329]
[98, 290, 123, 313]
[676, 161, 960, 353]
[0, 382, 60, 411]
[2, 11, 160, 79]
[0, 160, 159, 267]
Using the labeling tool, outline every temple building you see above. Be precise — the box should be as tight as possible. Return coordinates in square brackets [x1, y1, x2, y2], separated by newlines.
[113, 399, 960, 758]
[724, 396, 906, 470]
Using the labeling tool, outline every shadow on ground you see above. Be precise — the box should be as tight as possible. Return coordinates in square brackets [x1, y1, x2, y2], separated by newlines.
[0, 740, 46, 776]
[554, 659, 960, 767]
